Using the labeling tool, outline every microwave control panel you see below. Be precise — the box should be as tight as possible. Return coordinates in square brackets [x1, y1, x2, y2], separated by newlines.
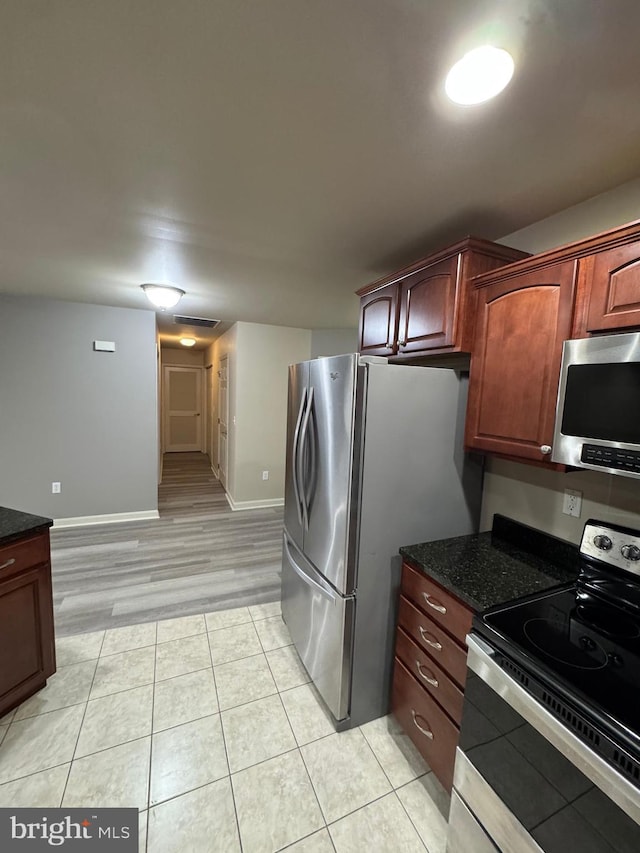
[581, 443, 640, 474]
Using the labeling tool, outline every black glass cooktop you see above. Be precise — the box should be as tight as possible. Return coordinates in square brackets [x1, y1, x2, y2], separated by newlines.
[478, 583, 640, 753]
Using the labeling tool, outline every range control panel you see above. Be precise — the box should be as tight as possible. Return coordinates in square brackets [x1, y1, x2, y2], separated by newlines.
[581, 520, 640, 575]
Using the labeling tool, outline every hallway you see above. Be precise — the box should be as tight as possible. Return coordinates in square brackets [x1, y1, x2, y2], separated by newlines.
[51, 452, 284, 636]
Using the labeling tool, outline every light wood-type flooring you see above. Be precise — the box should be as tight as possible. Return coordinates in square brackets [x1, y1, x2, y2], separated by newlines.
[51, 452, 284, 637]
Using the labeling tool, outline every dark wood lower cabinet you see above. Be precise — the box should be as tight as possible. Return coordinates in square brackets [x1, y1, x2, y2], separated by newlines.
[391, 561, 474, 792]
[391, 658, 459, 793]
[395, 627, 464, 722]
[0, 531, 56, 716]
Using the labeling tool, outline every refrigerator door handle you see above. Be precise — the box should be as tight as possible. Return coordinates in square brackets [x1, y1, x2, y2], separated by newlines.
[299, 385, 314, 530]
[283, 534, 337, 602]
[292, 387, 307, 527]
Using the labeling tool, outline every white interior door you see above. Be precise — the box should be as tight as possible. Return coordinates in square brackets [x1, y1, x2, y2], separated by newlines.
[217, 355, 229, 487]
[163, 366, 203, 452]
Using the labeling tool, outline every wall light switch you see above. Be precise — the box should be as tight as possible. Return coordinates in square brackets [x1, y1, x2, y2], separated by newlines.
[94, 340, 116, 352]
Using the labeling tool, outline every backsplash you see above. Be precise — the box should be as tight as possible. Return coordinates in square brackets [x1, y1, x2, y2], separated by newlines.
[480, 457, 640, 544]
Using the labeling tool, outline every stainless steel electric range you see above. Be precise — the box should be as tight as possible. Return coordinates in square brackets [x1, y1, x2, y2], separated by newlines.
[448, 519, 640, 853]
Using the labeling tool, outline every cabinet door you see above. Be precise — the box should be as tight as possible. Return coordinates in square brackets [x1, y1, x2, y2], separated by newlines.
[586, 242, 640, 332]
[465, 261, 577, 462]
[397, 256, 459, 354]
[0, 562, 55, 716]
[358, 283, 399, 356]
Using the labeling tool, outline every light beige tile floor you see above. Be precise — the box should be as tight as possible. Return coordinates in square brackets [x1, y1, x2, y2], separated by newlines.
[0, 604, 450, 852]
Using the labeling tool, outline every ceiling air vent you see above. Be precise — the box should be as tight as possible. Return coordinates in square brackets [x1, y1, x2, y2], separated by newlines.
[173, 315, 220, 329]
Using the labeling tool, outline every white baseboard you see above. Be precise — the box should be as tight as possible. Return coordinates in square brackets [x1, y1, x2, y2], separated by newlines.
[53, 510, 160, 529]
[225, 494, 284, 512]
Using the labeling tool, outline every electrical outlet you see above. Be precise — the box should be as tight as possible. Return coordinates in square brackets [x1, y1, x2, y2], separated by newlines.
[262, 470, 269, 481]
[51, 482, 61, 494]
[562, 488, 582, 518]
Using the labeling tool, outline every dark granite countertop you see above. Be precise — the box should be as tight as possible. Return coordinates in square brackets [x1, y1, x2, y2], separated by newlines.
[0, 506, 53, 547]
[400, 514, 580, 613]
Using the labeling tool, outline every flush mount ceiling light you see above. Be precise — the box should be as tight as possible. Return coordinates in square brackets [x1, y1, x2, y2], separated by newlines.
[445, 46, 514, 105]
[180, 337, 197, 347]
[141, 283, 185, 309]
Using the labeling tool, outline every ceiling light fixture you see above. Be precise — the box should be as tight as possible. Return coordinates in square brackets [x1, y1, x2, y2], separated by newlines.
[445, 46, 514, 105]
[141, 283, 185, 309]
[180, 337, 197, 347]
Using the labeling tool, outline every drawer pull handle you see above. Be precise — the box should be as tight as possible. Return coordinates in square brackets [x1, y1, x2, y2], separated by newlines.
[0, 558, 16, 570]
[416, 661, 439, 687]
[418, 626, 442, 651]
[422, 592, 447, 614]
[411, 710, 434, 739]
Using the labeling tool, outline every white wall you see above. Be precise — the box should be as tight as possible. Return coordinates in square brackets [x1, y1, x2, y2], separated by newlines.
[160, 346, 205, 367]
[0, 296, 158, 520]
[480, 178, 640, 542]
[209, 322, 311, 507]
[310, 328, 358, 358]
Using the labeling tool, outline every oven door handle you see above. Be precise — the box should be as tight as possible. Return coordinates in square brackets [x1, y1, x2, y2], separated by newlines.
[465, 633, 640, 827]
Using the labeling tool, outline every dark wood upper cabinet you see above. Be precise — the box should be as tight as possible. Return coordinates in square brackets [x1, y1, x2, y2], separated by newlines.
[358, 282, 399, 356]
[356, 238, 529, 359]
[465, 260, 578, 463]
[396, 256, 459, 354]
[584, 242, 640, 333]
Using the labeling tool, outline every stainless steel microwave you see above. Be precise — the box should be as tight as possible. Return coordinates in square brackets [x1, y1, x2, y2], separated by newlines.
[552, 331, 640, 479]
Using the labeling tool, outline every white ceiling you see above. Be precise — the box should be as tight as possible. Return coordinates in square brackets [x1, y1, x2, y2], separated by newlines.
[3, 1, 640, 346]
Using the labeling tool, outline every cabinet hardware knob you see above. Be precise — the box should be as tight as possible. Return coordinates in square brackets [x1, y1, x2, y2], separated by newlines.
[416, 661, 439, 687]
[398, 339, 406, 346]
[411, 710, 434, 739]
[540, 445, 552, 455]
[0, 558, 16, 570]
[418, 626, 442, 651]
[422, 592, 447, 614]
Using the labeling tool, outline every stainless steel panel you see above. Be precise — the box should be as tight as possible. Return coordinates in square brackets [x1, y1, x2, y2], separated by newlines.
[552, 331, 640, 478]
[447, 790, 499, 853]
[281, 532, 354, 721]
[284, 361, 309, 551]
[453, 750, 544, 853]
[466, 634, 640, 825]
[303, 354, 359, 595]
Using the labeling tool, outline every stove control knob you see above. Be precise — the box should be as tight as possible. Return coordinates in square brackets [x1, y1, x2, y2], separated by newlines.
[579, 636, 596, 651]
[593, 534, 613, 551]
[608, 653, 624, 668]
[621, 544, 640, 561]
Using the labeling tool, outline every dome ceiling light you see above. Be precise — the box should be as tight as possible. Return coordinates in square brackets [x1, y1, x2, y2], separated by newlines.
[445, 46, 514, 105]
[180, 337, 197, 347]
[141, 283, 185, 309]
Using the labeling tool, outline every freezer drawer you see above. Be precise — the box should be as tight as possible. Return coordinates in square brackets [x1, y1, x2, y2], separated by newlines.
[281, 532, 354, 722]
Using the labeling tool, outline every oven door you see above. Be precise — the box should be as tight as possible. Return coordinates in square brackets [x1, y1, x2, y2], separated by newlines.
[447, 633, 640, 853]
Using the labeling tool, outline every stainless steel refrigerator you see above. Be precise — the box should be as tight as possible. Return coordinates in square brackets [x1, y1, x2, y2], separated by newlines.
[281, 354, 482, 729]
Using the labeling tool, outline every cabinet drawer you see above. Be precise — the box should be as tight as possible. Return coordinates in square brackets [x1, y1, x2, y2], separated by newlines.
[402, 561, 473, 645]
[398, 595, 468, 688]
[391, 657, 459, 792]
[395, 626, 464, 724]
[0, 533, 49, 579]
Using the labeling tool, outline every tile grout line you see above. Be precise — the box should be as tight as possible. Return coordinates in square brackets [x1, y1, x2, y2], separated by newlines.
[355, 722, 433, 850]
[266, 645, 335, 851]
[59, 629, 107, 807]
[144, 621, 159, 853]
[394, 773, 443, 853]
[206, 622, 244, 853]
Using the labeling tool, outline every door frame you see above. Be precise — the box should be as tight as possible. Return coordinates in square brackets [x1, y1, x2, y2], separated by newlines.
[162, 365, 205, 453]
[217, 354, 229, 487]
